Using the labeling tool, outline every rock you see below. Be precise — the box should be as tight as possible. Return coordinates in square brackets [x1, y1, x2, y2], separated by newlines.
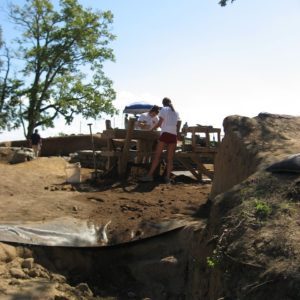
[28, 268, 39, 278]
[0, 243, 18, 262]
[160, 256, 178, 265]
[0, 264, 6, 275]
[54, 296, 69, 300]
[17, 246, 33, 259]
[127, 291, 136, 298]
[76, 282, 93, 296]
[10, 148, 34, 164]
[51, 273, 66, 283]
[9, 257, 23, 270]
[9, 278, 20, 285]
[10, 267, 27, 279]
[21, 258, 34, 269]
[39, 269, 50, 279]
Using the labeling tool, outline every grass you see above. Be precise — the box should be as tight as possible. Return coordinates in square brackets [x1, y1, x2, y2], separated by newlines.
[254, 199, 271, 219]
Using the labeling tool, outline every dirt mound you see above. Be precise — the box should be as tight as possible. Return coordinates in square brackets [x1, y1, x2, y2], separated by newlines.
[211, 113, 300, 198]
[193, 113, 300, 300]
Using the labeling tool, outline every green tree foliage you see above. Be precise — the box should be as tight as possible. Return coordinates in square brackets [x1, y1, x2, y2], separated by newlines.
[0, 26, 7, 130]
[0, 27, 23, 132]
[7, 0, 117, 138]
[0, 27, 2, 69]
[219, 0, 235, 6]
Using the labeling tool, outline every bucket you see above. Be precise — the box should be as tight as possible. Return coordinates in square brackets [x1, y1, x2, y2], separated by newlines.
[65, 163, 81, 183]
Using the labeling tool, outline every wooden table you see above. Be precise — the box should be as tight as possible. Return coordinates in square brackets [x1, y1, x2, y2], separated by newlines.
[100, 119, 160, 176]
[100, 120, 221, 181]
[181, 125, 221, 152]
[177, 125, 221, 181]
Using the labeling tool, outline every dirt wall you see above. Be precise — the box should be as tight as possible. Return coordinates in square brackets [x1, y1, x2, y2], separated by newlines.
[211, 113, 300, 198]
[199, 113, 300, 300]
[210, 115, 262, 198]
[0, 135, 108, 156]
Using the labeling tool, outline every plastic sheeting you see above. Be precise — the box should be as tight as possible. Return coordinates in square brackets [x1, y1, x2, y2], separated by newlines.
[0, 217, 187, 247]
[0, 217, 107, 247]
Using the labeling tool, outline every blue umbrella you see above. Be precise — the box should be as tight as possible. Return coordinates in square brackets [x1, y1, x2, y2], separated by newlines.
[123, 101, 154, 114]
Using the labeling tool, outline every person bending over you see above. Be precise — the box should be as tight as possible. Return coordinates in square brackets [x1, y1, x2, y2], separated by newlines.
[136, 105, 160, 130]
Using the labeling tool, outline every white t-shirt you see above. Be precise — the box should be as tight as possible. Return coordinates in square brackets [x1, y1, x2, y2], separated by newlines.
[137, 113, 159, 130]
[159, 107, 179, 135]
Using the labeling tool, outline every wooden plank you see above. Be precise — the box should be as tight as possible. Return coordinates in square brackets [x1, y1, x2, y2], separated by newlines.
[176, 157, 202, 181]
[181, 125, 221, 153]
[101, 130, 115, 139]
[100, 151, 122, 157]
[193, 147, 218, 154]
[102, 129, 160, 141]
[190, 155, 214, 180]
[105, 135, 114, 170]
[175, 151, 216, 158]
[132, 130, 160, 141]
[118, 118, 135, 177]
[191, 128, 196, 151]
[205, 128, 210, 148]
[175, 151, 215, 180]
[105, 119, 112, 129]
[136, 140, 153, 164]
[217, 130, 221, 143]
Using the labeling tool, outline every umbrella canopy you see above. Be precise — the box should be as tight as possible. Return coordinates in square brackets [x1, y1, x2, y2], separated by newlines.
[123, 101, 154, 114]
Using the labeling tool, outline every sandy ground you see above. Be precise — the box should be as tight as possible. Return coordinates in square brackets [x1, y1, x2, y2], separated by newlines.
[0, 156, 211, 299]
[0, 157, 211, 246]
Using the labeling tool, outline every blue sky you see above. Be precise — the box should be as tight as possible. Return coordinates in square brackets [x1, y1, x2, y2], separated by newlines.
[1, 0, 300, 140]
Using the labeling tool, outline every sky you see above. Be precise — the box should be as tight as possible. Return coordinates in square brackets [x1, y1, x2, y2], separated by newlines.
[0, 0, 300, 141]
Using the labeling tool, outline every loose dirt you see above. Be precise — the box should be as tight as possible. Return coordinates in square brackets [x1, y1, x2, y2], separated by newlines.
[0, 157, 211, 244]
[0, 156, 211, 299]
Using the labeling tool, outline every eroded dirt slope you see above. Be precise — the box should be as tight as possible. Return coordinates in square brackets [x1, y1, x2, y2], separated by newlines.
[193, 113, 300, 300]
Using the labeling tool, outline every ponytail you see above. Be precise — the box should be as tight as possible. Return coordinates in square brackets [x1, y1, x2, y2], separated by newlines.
[162, 97, 175, 111]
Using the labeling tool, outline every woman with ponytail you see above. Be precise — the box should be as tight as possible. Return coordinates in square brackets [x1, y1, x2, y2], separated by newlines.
[140, 97, 180, 183]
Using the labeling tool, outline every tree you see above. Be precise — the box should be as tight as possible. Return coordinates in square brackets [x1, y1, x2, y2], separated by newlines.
[0, 26, 4, 129]
[219, 0, 235, 6]
[7, 0, 117, 138]
[0, 27, 23, 132]
[0, 26, 7, 130]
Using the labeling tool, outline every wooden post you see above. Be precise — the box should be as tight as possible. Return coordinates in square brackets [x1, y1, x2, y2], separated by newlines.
[205, 128, 210, 147]
[118, 118, 135, 177]
[192, 128, 196, 151]
[217, 129, 221, 143]
[105, 119, 113, 170]
[136, 140, 146, 164]
[176, 156, 202, 182]
[105, 119, 112, 129]
[190, 154, 213, 180]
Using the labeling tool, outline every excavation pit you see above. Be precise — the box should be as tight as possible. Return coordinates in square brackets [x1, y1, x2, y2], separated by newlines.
[1, 219, 206, 299]
[0, 156, 211, 299]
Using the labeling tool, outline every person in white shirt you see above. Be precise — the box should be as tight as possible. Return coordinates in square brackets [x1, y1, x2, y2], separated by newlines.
[134, 105, 160, 163]
[140, 97, 180, 183]
[136, 105, 160, 130]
